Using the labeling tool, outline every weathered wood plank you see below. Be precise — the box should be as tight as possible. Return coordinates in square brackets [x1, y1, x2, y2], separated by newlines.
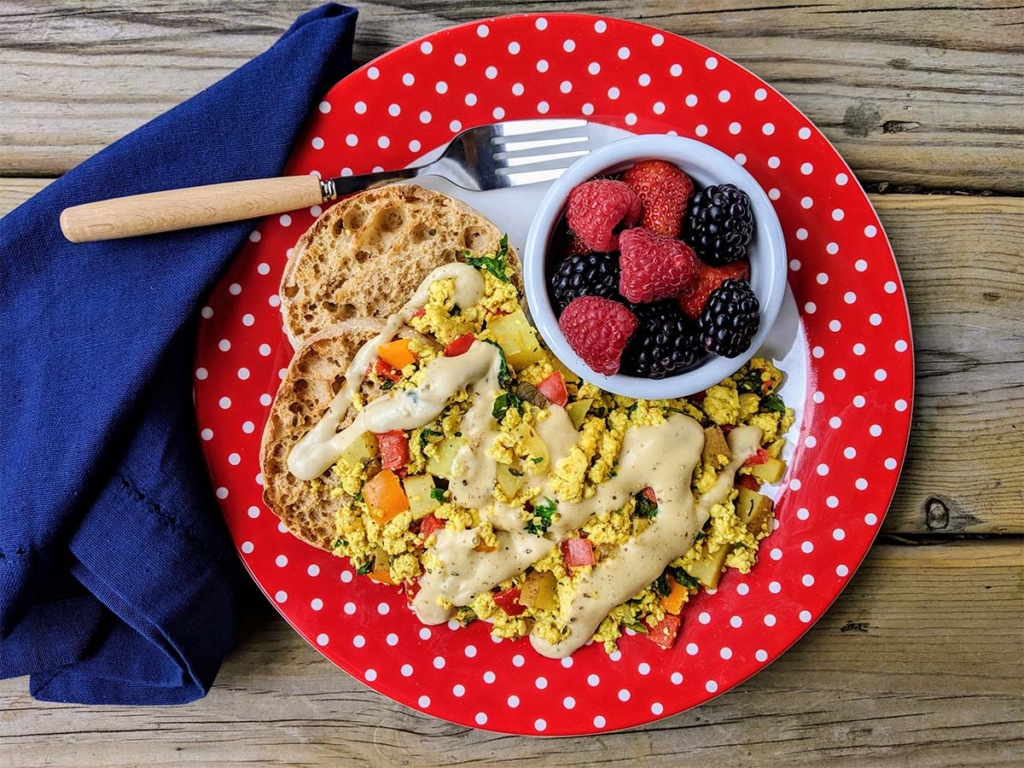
[1, 540, 1020, 766]
[3, 182, 1019, 534]
[1, 0, 1022, 190]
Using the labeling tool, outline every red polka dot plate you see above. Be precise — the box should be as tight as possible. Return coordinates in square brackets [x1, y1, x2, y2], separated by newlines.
[194, 14, 913, 736]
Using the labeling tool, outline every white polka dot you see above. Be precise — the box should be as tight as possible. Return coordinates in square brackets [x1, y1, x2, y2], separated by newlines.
[593, 715, 606, 728]
[580, 103, 593, 116]
[195, 368, 209, 382]
[561, 657, 573, 669]
[345, 134, 358, 147]
[240, 541, 254, 554]
[409, 139, 421, 153]
[535, 676, 548, 690]
[608, 86, 620, 100]
[636, 662, 651, 676]
[340, 570, 352, 583]
[756, 649, 769, 662]
[765, 613, 778, 627]
[587, 673, 600, 687]
[796, 228, 809, 241]
[865, 225, 878, 237]
[799, 610, 812, 623]
[375, 602, 390, 616]
[836, 564, 850, 579]
[311, 137, 325, 150]
[729, 122, 742, 135]
[696, 611, 710, 625]
[685, 93, 697, 106]
[696, 124, 708, 137]
[512, 654, 525, 668]
[248, 230, 261, 243]
[811, 345, 824, 359]
[218, 338, 232, 352]
[827, 496, 840, 509]
[884, 456, 898, 470]
[854, 395, 867, 408]
[801, 196, 814, 209]
[640, 73, 653, 87]
[377, 135, 391, 149]
[706, 680, 719, 693]
[483, 670, 495, 683]
[768, 156, 781, 169]
[812, 392, 824, 405]
[200, 306, 213, 319]
[769, 580, 782, 594]
[736, 583, 750, 596]
[624, 112, 637, 126]
[801, 162, 814, 175]
[218, 397, 232, 410]
[717, 647, 732, 660]
[817, 272, 829, 285]
[259, 393, 272, 407]
[318, 101, 331, 114]
[475, 712, 488, 725]
[618, 688, 631, 702]
[226, 452, 240, 466]
[671, 672, 684, 685]
[274, 590, 287, 603]
[802, 574, 815, 587]
[452, 683, 464, 696]
[453, 52, 467, 66]
[449, 119, 462, 132]
[400, 664, 413, 677]
[763, 123, 776, 135]
[463, 93, 477, 107]
[817, 463, 830, 476]
[870, 313, 883, 326]
[718, 89, 731, 103]
[537, 102, 550, 115]
[833, 368, 847, 381]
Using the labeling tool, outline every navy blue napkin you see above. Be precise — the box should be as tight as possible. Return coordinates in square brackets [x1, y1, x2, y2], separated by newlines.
[0, 4, 357, 704]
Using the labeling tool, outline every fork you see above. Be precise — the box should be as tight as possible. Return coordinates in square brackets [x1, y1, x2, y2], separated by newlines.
[59, 119, 591, 243]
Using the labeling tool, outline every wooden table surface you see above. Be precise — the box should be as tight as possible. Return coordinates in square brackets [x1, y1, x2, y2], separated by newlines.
[2, 1, 1022, 765]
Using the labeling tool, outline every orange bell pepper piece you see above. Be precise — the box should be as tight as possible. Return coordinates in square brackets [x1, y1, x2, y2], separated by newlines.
[364, 469, 409, 523]
[378, 339, 417, 370]
[659, 575, 689, 615]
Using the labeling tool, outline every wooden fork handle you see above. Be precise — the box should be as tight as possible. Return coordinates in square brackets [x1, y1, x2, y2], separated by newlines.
[59, 175, 325, 243]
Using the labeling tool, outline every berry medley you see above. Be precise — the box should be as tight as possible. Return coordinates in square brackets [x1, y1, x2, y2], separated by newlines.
[548, 160, 761, 379]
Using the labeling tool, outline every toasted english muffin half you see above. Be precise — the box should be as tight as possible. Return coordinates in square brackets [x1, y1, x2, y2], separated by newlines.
[280, 184, 520, 349]
[260, 319, 435, 551]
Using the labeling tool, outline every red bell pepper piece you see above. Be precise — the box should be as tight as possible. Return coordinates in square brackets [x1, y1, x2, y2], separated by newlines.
[743, 447, 769, 466]
[444, 332, 476, 357]
[418, 513, 445, 546]
[647, 613, 682, 649]
[689, 390, 707, 404]
[560, 537, 595, 567]
[374, 357, 402, 382]
[641, 486, 657, 504]
[737, 473, 762, 491]
[411, 307, 426, 318]
[404, 579, 421, 605]
[493, 587, 526, 616]
[376, 430, 410, 470]
[536, 371, 568, 407]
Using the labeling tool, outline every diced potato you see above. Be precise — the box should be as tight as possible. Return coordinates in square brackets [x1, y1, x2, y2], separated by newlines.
[517, 422, 549, 473]
[519, 571, 559, 612]
[736, 487, 775, 535]
[566, 398, 592, 430]
[487, 310, 546, 370]
[748, 457, 786, 484]
[701, 425, 731, 468]
[497, 463, 524, 498]
[684, 541, 731, 589]
[338, 432, 377, 466]
[426, 435, 468, 478]
[403, 474, 440, 519]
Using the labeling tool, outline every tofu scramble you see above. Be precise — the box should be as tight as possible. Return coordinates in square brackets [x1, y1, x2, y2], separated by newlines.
[289, 238, 794, 657]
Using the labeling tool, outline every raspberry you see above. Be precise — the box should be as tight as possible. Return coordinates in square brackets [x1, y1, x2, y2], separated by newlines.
[676, 259, 751, 319]
[684, 184, 755, 266]
[622, 301, 706, 379]
[565, 179, 641, 252]
[618, 227, 699, 304]
[559, 296, 638, 376]
[549, 252, 621, 314]
[622, 160, 694, 238]
[697, 279, 761, 357]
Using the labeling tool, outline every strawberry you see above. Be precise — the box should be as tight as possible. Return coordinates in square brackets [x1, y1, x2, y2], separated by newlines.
[565, 179, 642, 252]
[675, 260, 751, 319]
[618, 227, 699, 303]
[559, 296, 638, 376]
[622, 160, 694, 239]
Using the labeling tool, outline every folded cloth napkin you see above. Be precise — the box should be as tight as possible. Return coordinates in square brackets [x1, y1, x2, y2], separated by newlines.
[0, 4, 357, 704]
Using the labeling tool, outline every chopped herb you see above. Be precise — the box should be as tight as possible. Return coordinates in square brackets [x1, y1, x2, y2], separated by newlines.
[492, 390, 522, 421]
[430, 487, 446, 503]
[695, 530, 707, 542]
[419, 428, 443, 448]
[481, 338, 512, 388]
[454, 431, 463, 437]
[736, 368, 765, 394]
[508, 468, 523, 477]
[380, 379, 394, 391]
[526, 497, 557, 534]
[456, 606, 478, 626]
[332, 538, 347, 550]
[354, 491, 364, 503]
[465, 234, 510, 282]
[621, 616, 650, 635]
[531, 456, 544, 464]
[356, 561, 373, 576]
[671, 568, 701, 590]
[762, 392, 787, 414]
[635, 493, 659, 519]
[653, 573, 672, 597]
[626, 402, 638, 417]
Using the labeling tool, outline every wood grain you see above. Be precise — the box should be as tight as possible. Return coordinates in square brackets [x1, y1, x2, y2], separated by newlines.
[3, 182, 1019, 534]
[1, 0, 1022, 191]
[1, 540, 1020, 766]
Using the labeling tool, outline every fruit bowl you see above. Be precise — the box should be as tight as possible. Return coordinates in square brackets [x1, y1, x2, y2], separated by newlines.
[523, 134, 787, 399]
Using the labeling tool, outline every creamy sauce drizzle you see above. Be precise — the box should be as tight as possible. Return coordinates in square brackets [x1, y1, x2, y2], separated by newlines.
[285, 262, 766, 658]
[530, 424, 761, 658]
[287, 263, 485, 480]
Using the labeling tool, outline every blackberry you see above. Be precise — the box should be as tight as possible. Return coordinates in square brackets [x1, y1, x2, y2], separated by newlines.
[684, 184, 754, 266]
[549, 252, 620, 314]
[623, 301, 706, 379]
[697, 279, 760, 358]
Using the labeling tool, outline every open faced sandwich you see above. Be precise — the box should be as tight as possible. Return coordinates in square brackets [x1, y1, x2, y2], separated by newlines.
[260, 184, 792, 658]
